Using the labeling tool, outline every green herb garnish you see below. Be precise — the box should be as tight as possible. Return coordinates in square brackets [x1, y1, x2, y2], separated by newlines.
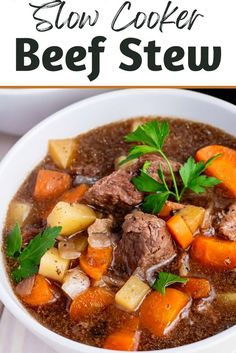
[6, 225, 62, 282]
[179, 155, 221, 197]
[152, 272, 188, 295]
[122, 120, 221, 213]
[6, 223, 22, 258]
[12, 261, 38, 283]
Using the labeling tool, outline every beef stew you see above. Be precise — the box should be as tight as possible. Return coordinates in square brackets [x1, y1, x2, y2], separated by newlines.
[3, 117, 236, 351]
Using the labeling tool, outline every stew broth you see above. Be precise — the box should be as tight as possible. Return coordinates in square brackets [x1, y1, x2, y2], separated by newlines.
[3, 117, 236, 350]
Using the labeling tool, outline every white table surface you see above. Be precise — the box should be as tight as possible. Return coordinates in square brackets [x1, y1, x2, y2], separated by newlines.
[0, 133, 56, 353]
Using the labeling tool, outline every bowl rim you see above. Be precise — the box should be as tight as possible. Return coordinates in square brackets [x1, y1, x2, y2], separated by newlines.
[0, 87, 109, 96]
[0, 88, 236, 353]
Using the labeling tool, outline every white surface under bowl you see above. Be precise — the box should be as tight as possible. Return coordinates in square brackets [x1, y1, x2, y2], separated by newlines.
[0, 89, 236, 353]
[0, 89, 111, 136]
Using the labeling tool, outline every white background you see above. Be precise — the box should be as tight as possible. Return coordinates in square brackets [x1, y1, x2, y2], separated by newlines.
[0, 0, 235, 86]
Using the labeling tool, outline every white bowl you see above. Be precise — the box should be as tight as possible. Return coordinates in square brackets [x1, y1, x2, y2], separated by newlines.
[0, 88, 111, 136]
[0, 89, 236, 353]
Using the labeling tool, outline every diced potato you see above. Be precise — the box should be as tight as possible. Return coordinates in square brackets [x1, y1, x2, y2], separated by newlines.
[48, 138, 76, 169]
[47, 201, 96, 236]
[115, 275, 150, 312]
[131, 119, 145, 132]
[39, 247, 70, 282]
[216, 292, 236, 306]
[114, 156, 137, 170]
[178, 205, 205, 233]
[62, 268, 90, 299]
[58, 234, 88, 259]
[8, 201, 31, 227]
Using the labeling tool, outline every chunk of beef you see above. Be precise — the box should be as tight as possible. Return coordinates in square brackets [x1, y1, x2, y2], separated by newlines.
[87, 218, 113, 248]
[129, 154, 181, 185]
[219, 203, 236, 241]
[83, 154, 181, 212]
[114, 211, 176, 276]
[83, 169, 143, 212]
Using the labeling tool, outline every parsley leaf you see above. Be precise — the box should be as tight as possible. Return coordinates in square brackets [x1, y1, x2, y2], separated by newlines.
[188, 175, 221, 193]
[6, 225, 62, 283]
[125, 120, 169, 150]
[12, 260, 38, 283]
[120, 120, 169, 165]
[120, 146, 157, 165]
[132, 161, 171, 213]
[179, 156, 221, 196]
[142, 161, 151, 173]
[153, 272, 188, 295]
[143, 192, 170, 214]
[19, 226, 61, 264]
[122, 120, 222, 214]
[132, 171, 166, 193]
[6, 224, 22, 257]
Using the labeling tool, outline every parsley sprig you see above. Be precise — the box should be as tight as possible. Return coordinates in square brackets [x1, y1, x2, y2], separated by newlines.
[153, 271, 188, 295]
[6, 224, 61, 282]
[179, 155, 221, 197]
[122, 120, 221, 213]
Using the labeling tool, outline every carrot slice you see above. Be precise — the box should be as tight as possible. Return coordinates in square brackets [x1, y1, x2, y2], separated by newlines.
[60, 184, 89, 203]
[191, 235, 236, 270]
[103, 331, 140, 351]
[167, 214, 193, 249]
[196, 145, 236, 198]
[180, 278, 211, 299]
[39, 184, 89, 219]
[34, 169, 71, 200]
[126, 316, 140, 331]
[103, 317, 140, 351]
[140, 288, 190, 336]
[17, 274, 55, 306]
[70, 287, 114, 321]
[80, 246, 112, 280]
[158, 201, 185, 219]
